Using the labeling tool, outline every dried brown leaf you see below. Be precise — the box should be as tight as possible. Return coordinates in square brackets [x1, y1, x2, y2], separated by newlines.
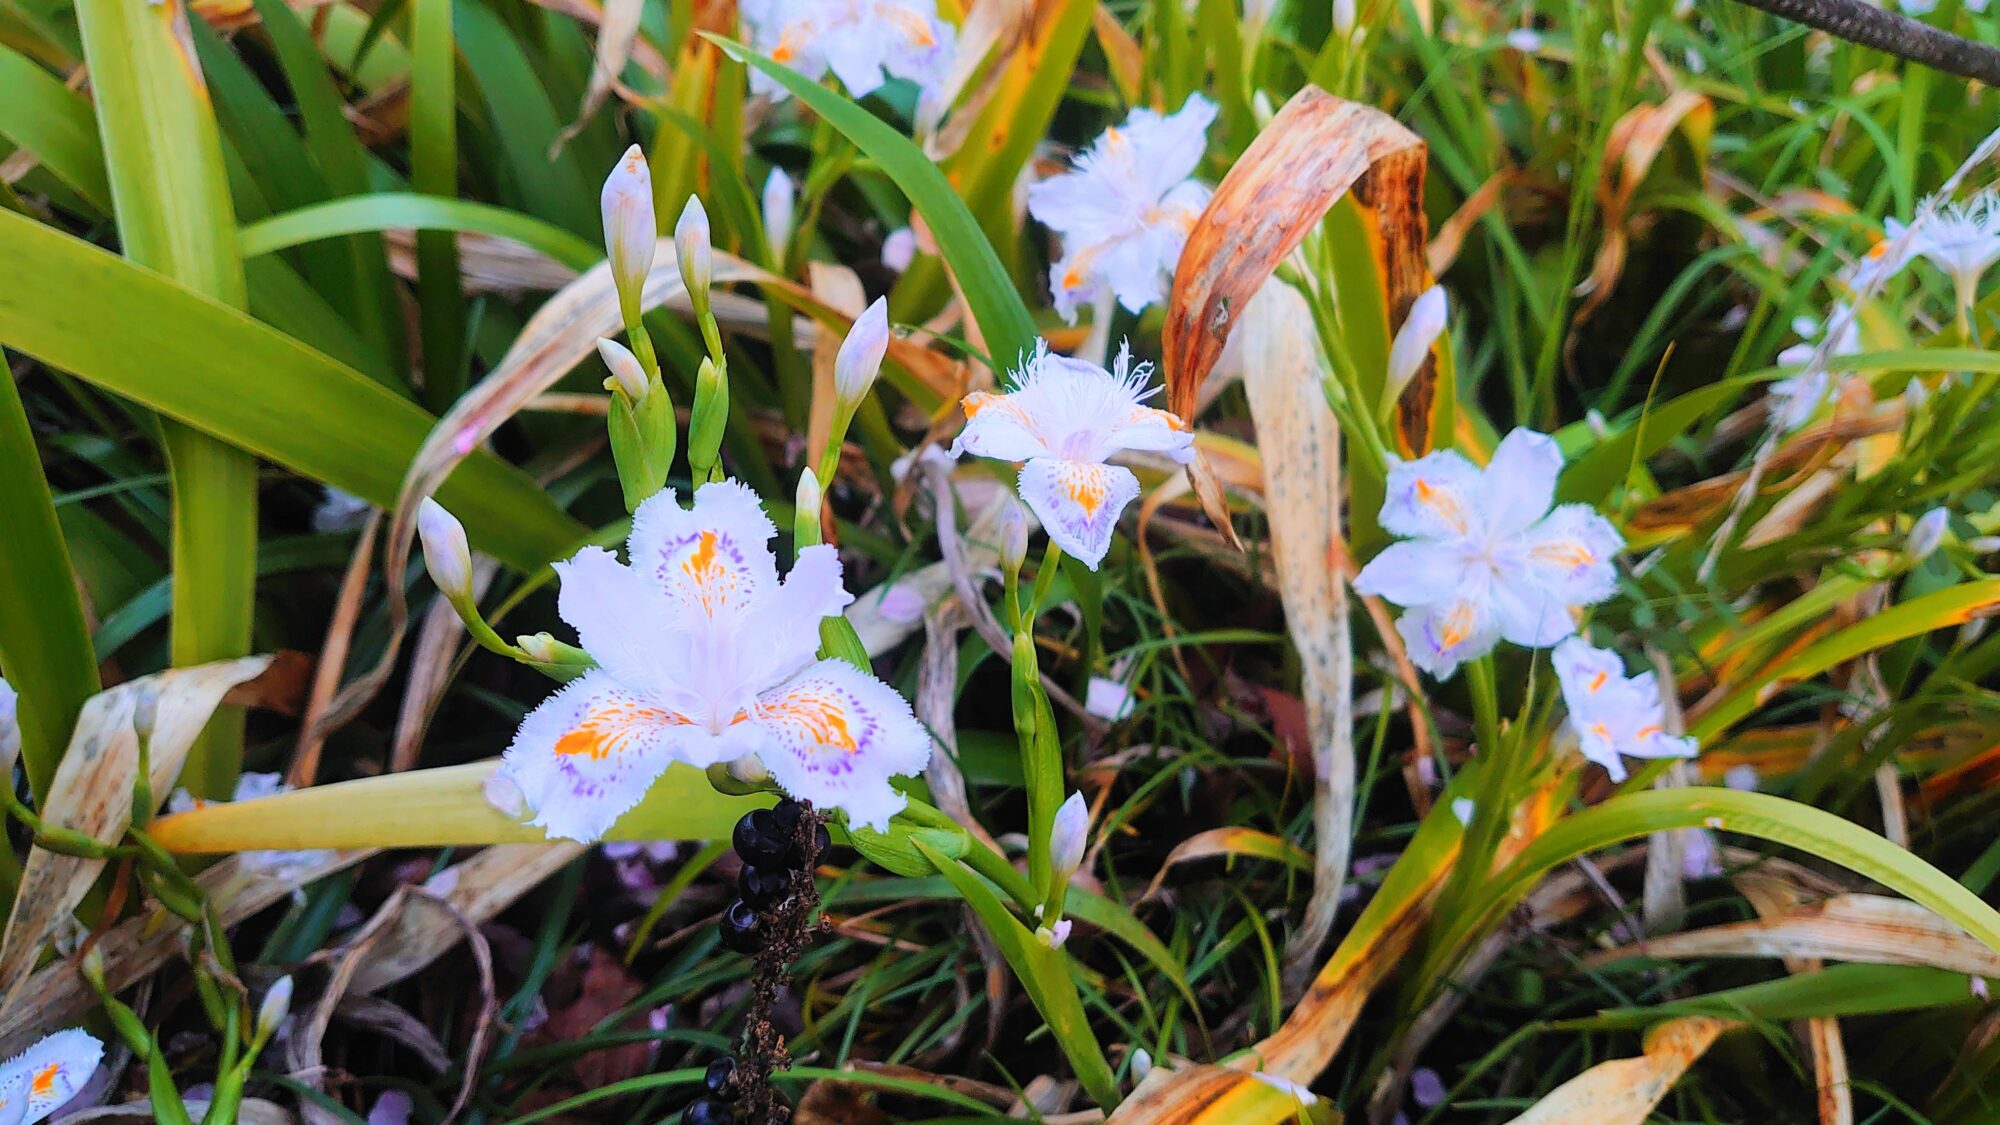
[0, 655, 273, 1016]
[1502, 1017, 1734, 1125]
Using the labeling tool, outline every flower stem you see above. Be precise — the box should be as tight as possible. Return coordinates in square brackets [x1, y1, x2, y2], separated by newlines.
[1443, 656, 1511, 913]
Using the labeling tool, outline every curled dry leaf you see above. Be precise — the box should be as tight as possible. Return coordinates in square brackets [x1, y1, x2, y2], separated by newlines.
[1164, 86, 1429, 542]
[1572, 90, 1712, 327]
[1502, 1017, 1736, 1125]
[1140, 826, 1312, 901]
[0, 655, 274, 1016]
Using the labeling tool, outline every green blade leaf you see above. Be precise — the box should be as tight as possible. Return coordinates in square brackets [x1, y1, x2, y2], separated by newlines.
[709, 34, 1038, 370]
[911, 837, 1121, 1110]
[0, 209, 585, 573]
[0, 370, 100, 800]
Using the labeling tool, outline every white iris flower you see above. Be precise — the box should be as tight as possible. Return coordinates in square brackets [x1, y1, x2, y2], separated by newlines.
[1027, 95, 1217, 322]
[0, 1029, 101, 1124]
[499, 480, 931, 839]
[1353, 429, 1624, 680]
[1551, 638, 1696, 781]
[950, 342, 1194, 569]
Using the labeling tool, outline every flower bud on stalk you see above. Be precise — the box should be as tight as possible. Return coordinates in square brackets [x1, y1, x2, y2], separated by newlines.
[255, 976, 294, 1045]
[604, 336, 676, 511]
[418, 499, 473, 604]
[795, 467, 824, 551]
[821, 298, 892, 478]
[1048, 791, 1088, 898]
[601, 146, 656, 336]
[676, 195, 715, 330]
[516, 632, 596, 682]
[687, 356, 729, 484]
[597, 337, 648, 402]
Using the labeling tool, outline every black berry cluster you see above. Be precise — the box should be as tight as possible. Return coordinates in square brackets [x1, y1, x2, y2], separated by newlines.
[720, 799, 827, 954]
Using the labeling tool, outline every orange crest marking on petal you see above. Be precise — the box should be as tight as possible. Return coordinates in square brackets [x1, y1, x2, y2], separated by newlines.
[1064, 470, 1109, 516]
[1414, 478, 1470, 535]
[1532, 539, 1596, 570]
[555, 704, 679, 760]
[1436, 603, 1474, 650]
[1587, 670, 1608, 693]
[1635, 724, 1663, 739]
[30, 1063, 60, 1098]
[769, 693, 859, 753]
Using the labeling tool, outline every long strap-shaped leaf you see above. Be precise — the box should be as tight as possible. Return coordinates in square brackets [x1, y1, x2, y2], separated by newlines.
[712, 35, 1040, 371]
[0, 370, 99, 802]
[71, 0, 256, 795]
[0, 210, 585, 573]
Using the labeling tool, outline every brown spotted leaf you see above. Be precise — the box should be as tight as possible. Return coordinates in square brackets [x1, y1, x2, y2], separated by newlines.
[1164, 86, 1428, 539]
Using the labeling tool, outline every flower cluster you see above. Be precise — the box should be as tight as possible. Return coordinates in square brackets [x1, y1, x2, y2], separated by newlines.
[1027, 95, 1217, 321]
[742, 0, 955, 102]
[950, 341, 1194, 569]
[497, 481, 931, 841]
[1351, 431, 1700, 778]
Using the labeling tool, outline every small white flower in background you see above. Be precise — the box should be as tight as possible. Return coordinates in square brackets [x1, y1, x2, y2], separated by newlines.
[1385, 285, 1448, 405]
[417, 499, 473, 602]
[1410, 1067, 1446, 1108]
[1900, 193, 2000, 299]
[1723, 763, 1760, 791]
[1084, 675, 1136, 721]
[1450, 797, 1475, 826]
[1909, 507, 1950, 561]
[1027, 95, 1217, 322]
[600, 145, 656, 302]
[1551, 638, 1696, 781]
[1034, 918, 1073, 949]
[1975, 976, 1992, 1001]
[1900, 0, 1938, 14]
[1049, 791, 1089, 889]
[951, 342, 1195, 568]
[882, 226, 917, 272]
[497, 480, 931, 840]
[367, 1091, 416, 1125]
[741, 0, 956, 101]
[0, 1028, 102, 1124]
[168, 774, 336, 881]
[312, 486, 374, 534]
[762, 168, 796, 262]
[0, 677, 19, 782]
[1353, 429, 1624, 680]
[1506, 27, 1543, 51]
[1970, 0, 1990, 13]
[1769, 302, 1859, 432]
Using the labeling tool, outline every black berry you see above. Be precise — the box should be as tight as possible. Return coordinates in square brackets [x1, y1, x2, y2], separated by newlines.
[683, 1095, 735, 1124]
[704, 1056, 737, 1098]
[769, 798, 803, 836]
[731, 810, 789, 868]
[738, 864, 791, 909]
[719, 899, 764, 953]
[789, 821, 832, 869]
